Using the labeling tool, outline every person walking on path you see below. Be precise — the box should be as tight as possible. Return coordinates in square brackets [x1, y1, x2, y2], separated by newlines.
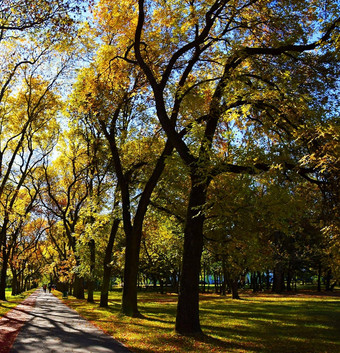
[1, 289, 130, 353]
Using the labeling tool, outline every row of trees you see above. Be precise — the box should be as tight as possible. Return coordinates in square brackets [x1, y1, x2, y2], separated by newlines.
[0, 0, 80, 298]
[0, 0, 339, 335]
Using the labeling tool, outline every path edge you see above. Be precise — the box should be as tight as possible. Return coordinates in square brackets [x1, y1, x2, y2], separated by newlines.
[0, 290, 39, 353]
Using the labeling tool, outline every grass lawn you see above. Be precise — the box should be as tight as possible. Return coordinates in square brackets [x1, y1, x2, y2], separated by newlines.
[55, 289, 340, 353]
[0, 288, 36, 318]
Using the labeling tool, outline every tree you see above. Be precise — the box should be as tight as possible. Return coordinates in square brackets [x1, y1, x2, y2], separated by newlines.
[204, 174, 268, 298]
[10, 218, 47, 295]
[40, 132, 93, 299]
[0, 0, 81, 108]
[0, 0, 84, 300]
[131, 0, 339, 334]
[69, 118, 114, 303]
[0, 75, 60, 300]
[69, 36, 176, 315]
[0, 0, 80, 32]
[299, 121, 340, 286]
[139, 210, 183, 293]
[40, 219, 76, 290]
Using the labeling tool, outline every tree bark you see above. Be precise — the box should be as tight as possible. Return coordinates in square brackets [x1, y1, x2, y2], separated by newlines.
[317, 262, 322, 292]
[230, 279, 240, 299]
[272, 264, 285, 293]
[122, 228, 142, 316]
[257, 271, 262, 291]
[0, 233, 9, 301]
[175, 174, 206, 335]
[0, 250, 9, 300]
[73, 273, 85, 299]
[266, 270, 271, 290]
[287, 267, 293, 292]
[120, 141, 174, 316]
[221, 258, 227, 296]
[159, 278, 164, 294]
[0, 219, 9, 300]
[100, 219, 120, 307]
[87, 238, 96, 303]
[11, 269, 18, 296]
[325, 268, 332, 291]
[12, 275, 18, 296]
[202, 266, 206, 293]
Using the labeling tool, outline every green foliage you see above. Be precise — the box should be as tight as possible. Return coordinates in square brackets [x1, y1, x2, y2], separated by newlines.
[139, 211, 183, 285]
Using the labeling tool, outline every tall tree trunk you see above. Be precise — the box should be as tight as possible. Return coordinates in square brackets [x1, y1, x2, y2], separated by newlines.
[11, 269, 18, 296]
[230, 279, 240, 299]
[172, 270, 179, 293]
[325, 268, 332, 291]
[106, 132, 173, 316]
[73, 272, 84, 299]
[0, 235, 9, 301]
[266, 270, 271, 290]
[20, 265, 25, 293]
[286, 267, 293, 292]
[214, 271, 219, 294]
[317, 262, 322, 292]
[221, 258, 227, 296]
[257, 271, 262, 291]
[159, 278, 164, 294]
[122, 228, 142, 316]
[272, 264, 285, 293]
[175, 175, 206, 335]
[202, 266, 206, 293]
[87, 239, 96, 303]
[0, 220, 8, 300]
[100, 219, 120, 307]
[24, 277, 29, 292]
[252, 272, 260, 292]
[251, 272, 256, 292]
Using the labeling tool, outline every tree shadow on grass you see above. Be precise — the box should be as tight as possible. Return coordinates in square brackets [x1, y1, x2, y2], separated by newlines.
[149, 331, 264, 353]
[135, 313, 174, 325]
[197, 333, 263, 352]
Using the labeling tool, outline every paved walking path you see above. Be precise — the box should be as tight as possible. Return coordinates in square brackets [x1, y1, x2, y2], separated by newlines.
[4, 289, 130, 353]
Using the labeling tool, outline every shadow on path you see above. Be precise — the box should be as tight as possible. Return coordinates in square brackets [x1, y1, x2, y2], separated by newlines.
[9, 290, 130, 353]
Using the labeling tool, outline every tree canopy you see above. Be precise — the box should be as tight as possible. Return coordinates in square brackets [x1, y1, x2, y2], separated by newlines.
[0, 0, 339, 336]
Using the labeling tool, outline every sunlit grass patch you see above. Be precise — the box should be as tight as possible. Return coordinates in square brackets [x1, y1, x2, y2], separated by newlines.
[0, 288, 36, 318]
[55, 290, 340, 353]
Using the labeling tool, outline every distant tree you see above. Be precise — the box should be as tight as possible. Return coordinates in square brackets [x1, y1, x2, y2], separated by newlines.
[40, 132, 92, 299]
[0, 0, 83, 300]
[0, 75, 60, 300]
[139, 211, 183, 293]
